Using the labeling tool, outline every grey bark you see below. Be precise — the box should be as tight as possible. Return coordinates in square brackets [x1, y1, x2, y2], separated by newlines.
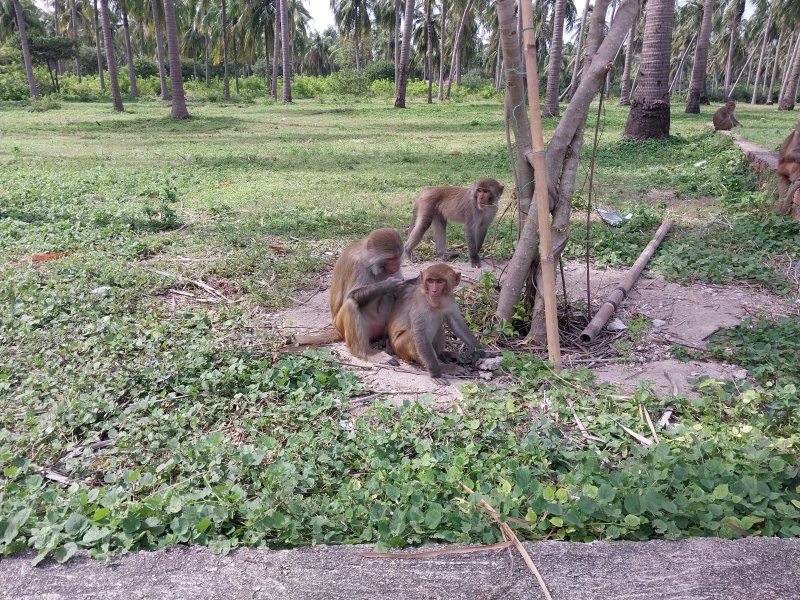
[570, 0, 589, 101]
[766, 29, 783, 105]
[93, 0, 106, 92]
[222, 0, 230, 100]
[151, 0, 168, 100]
[543, 0, 566, 116]
[70, 0, 81, 81]
[685, 0, 713, 113]
[99, 0, 124, 111]
[11, 0, 40, 99]
[394, 0, 414, 107]
[163, 0, 189, 118]
[121, 3, 139, 97]
[279, 0, 292, 102]
[445, 0, 474, 99]
[437, 0, 447, 100]
[619, 4, 638, 105]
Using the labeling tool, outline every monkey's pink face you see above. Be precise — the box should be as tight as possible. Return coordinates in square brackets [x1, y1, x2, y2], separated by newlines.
[475, 187, 496, 209]
[425, 277, 448, 298]
[384, 254, 401, 275]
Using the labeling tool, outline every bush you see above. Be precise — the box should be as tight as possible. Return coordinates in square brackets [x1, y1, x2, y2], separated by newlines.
[364, 60, 395, 83]
[329, 69, 371, 97]
[293, 75, 330, 99]
[133, 56, 160, 79]
[369, 79, 394, 97]
[0, 73, 30, 101]
[27, 96, 61, 112]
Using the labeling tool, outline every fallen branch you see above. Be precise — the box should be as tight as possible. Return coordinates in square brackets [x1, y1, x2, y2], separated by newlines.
[356, 541, 513, 559]
[460, 483, 554, 600]
[615, 421, 653, 447]
[641, 405, 659, 443]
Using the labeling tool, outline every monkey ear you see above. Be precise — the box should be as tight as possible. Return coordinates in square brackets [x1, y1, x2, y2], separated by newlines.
[453, 272, 461, 286]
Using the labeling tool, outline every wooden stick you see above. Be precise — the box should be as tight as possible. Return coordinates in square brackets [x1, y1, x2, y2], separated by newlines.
[356, 541, 513, 559]
[460, 483, 554, 600]
[641, 405, 660, 443]
[519, 0, 562, 373]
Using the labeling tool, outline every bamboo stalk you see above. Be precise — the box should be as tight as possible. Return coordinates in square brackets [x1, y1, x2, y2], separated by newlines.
[519, 0, 562, 372]
[579, 219, 672, 343]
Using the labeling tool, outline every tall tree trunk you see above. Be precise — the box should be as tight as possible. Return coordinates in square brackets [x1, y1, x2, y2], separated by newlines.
[669, 34, 694, 96]
[93, 0, 106, 92]
[354, 6, 361, 71]
[723, 13, 739, 99]
[437, 0, 447, 100]
[162, 0, 188, 117]
[605, 0, 618, 98]
[426, 0, 433, 103]
[151, 0, 169, 99]
[445, 0, 474, 99]
[394, 0, 401, 83]
[779, 34, 799, 102]
[99, 0, 124, 111]
[54, 0, 62, 74]
[494, 38, 502, 92]
[121, 3, 139, 96]
[234, 35, 240, 94]
[222, 0, 230, 100]
[623, 0, 674, 139]
[271, 14, 280, 98]
[543, 0, 566, 116]
[766, 30, 783, 105]
[11, 0, 40, 99]
[205, 32, 210, 85]
[70, 0, 81, 81]
[619, 3, 638, 105]
[570, 0, 589, 101]
[279, 0, 292, 102]
[394, 0, 414, 107]
[264, 24, 271, 85]
[778, 31, 800, 110]
[685, 0, 712, 113]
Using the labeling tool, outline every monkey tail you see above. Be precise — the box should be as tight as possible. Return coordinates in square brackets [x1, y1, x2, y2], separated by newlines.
[407, 203, 418, 234]
[284, 329, 343, 351]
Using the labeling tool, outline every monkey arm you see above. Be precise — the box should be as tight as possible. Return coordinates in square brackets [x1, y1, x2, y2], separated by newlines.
[445, 308, 480, 353]
[348, 278, 407, 307]
[411, 321, 443, 379]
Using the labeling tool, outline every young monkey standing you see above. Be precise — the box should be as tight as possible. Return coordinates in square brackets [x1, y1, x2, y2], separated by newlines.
[388, 263, 481, 384]
[405, 178, 503, 268]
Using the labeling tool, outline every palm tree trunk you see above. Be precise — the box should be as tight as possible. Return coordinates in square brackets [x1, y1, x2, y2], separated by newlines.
[394, 0, 401, 83]
[205, 32, 210, 85]
[778, 31, 800, 110]
[723, 9, 741, 100]
[437, 0, 447, 100]
[93, 0, 106, 92]
[264, 24, 271, 85]
[354, 7, 361, 71]
[669, 34, 694, 96]
[54, 0, 62, 74]
[494, 38, 502, 93]
[99, 0, 124, 111]
[570, 0, 589, 101]
[426, 0, 433, 103]
[11, 0, 40, 99]
[222, 0, 230, 100]
[234, 35, 240, 94]
[779, 34, 799, 102]
[121, 3, 139, 97]
[618, 3, 638, 105]
[271, 14, 280, 98]
[151, 0, 169, 99]
[70, 0, 81, 81]
[752, 14, 770, 105]
[543, 0, 566, 116]
[623, 0, 674, 139]
[279, 0, 292, 102]
[766, 30, 783, 105]
[395, 0, 415, 107]
[445, 0, 474, 99]
[685, 0, 712, 113]
[162, 0, 188, 117]
[604, 0, 618, 98]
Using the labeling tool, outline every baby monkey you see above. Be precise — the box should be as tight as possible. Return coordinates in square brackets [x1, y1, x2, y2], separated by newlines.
[405, 178, 503, 268]
[388, 263, 481, 384]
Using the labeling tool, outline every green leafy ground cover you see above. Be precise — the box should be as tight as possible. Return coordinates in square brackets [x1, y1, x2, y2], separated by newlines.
[1, 99, 798, 563]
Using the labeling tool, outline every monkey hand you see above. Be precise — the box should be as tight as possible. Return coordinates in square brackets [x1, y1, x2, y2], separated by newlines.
[470, 257, 482, 268]
[432, 375, 450, 386]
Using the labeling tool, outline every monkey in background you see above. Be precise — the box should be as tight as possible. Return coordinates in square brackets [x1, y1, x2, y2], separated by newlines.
[387, 263, 481, 384]
[777, 121, 800, 215]
[405, 178, 503, 268]
[713, 100, 742, 131]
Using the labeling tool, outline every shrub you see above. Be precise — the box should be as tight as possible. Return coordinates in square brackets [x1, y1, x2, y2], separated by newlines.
[0, 73, 30, 101]
[364, 60, 395, 83]
[133, 57, 160, 79]
[369, 78, 394, 97]
[293, 75, 330, 99]
[329, 69, 371, 97]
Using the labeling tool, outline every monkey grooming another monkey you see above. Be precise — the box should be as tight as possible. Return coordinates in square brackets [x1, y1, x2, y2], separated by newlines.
[777, 122, 800, 215]
[327, 228, 407, 360]
[387, 263, 481, 384]
[712, 100, 742, 131]
[405, 178, 503, 268]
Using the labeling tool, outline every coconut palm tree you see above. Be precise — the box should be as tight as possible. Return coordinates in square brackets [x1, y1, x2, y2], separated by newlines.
[624, 0, 675, 139]
[543, 0, 566, 116]
[618, 3, 639, 105]
[722, 0, 744, 98]
[394, 0, 414, 107]
[162, 0, 189, 116]
[119, 0, 139, 95]
[10, 0, 40, 98]
[150, 0, 169, 98]
[331, 0, 370, 71]
[444, 0, 472, 99]
[279, 0, 291, 101]
[99, 0, 123, 110]
[685, 0, 713, 112]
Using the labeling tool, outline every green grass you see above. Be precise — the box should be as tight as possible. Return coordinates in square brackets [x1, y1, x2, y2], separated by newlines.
[1, 97, 799, 563]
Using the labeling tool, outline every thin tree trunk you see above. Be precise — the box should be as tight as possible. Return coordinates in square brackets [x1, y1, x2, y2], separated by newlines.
[99, 0, 124, 111]
[205, 32, 210, 85]
[619, 6, 638, 105]
[394, 0, 401, 84]
[354, 7, 361, 71]
[624, 0, 674, 139]
[70, 0, 81, 81]
[234, 35, 240, 94]
[669, 34, 694, 96]
[151, 0, 168, 99]
[779, 31, 800, 110]
[271, 14, 280, 98]
[570, 0, 589, 102]
[437, 0, 447, 99]
[543, 0, 566, 116]
[11, 0, 40, 99]
[445, 0, 474, 99]
[494, 38, 502, 93]
[264, 24, 271, 85]
[766, 30, 783, 105]
[723, 19, 737, 99]
[685, 0, 712, 113]
[121, 3, 139, 96]
[394, 0, 415, 107]
[279, 0, 292, 102]
[54, 0, 62, 74]
[222, 0, 230, 100]
[605, 0, 618, 98]
[779, 34, 799, 102]
[426, 0, 433, 103]
[162, 0, 188, 117]
[93, 0, 106, 92]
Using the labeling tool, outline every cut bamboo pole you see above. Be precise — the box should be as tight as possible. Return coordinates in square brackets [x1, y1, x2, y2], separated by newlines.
[579, 219, 672, 343]
[519, 0, 562, 372]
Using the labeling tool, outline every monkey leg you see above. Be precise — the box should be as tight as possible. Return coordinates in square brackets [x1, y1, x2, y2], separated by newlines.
[405, 213, 435, 260]
[333, 300, 372, 360]
[432, 215, 449, 257]
[389, 329, 418, 363]
[779, 180, 800, 215]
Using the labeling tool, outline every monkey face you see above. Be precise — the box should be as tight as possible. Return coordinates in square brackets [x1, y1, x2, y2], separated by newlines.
[384, 254, 401, 275]
[475, 187, 497, 210]
[425, 276, 448, 298]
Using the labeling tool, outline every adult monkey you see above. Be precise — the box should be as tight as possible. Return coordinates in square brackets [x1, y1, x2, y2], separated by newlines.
[712, 100, 742, 131]
[777, 122, 800, 215]
[405, 178, 503, 268]
[328, 227, 406, 359]
[387, 263, 481, 383]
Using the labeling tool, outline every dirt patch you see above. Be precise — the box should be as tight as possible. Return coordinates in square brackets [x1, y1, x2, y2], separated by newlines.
[267, 254, 798, 404]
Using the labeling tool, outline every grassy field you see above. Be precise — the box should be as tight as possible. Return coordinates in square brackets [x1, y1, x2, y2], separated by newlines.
[1, 97, 799, 562]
